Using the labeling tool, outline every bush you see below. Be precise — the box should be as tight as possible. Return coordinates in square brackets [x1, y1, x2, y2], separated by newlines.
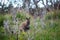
[16, 13, 26, 21]
[0, 15, 5, 27]
[0, 26, 9, 40]
[0, 34, 9, 40]
[4, 14, 12, 20]
[45, 11, 60, 20]
[46, 14, 52, 19]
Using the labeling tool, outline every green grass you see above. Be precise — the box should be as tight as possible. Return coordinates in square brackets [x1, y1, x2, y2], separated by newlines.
[0, 12, 60, 40]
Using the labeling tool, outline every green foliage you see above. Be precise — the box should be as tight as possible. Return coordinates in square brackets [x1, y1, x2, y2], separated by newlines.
[0, 14, 12, 27]
[57, 11, 60, 19]
[0, 34, 9, 40]
[0, 11, 60, 40]
[45, 11, 60, 19]
[0, 26, 4, 33]
[0, 15, 5, 27]
[16, 13, 26, 21]
[45, 13, 52, 19]
[18, 31, 27, 40]
[0, 15, 7, 40]
[4, 14, 12, 20]
[0, 26, 8, 40]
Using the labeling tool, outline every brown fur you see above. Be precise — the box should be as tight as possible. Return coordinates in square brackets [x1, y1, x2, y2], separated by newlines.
[19, 17, 30, 32]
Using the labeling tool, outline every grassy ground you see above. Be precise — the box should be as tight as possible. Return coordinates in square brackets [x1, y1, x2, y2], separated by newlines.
[0, 12, 60, 40]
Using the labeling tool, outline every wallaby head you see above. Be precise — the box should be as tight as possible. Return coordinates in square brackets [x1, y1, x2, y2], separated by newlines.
[19, 17, 30, 32]
[26, 17, 30, 26]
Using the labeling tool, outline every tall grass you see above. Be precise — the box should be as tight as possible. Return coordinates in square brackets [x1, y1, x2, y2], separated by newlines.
[0, 11, 60, 40]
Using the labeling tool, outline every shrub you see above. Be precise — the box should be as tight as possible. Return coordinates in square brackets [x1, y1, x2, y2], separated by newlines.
[45, 11, 60, 20]
[16, 13, 26, 21]
[4, 14, 12, 20]
[0, 15, 5, 27]
[46, 14, 52, 19]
